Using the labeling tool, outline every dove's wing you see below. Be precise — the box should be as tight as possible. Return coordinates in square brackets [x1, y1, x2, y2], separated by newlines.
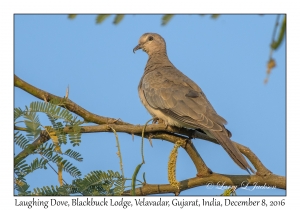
[141, 67, 226, 131]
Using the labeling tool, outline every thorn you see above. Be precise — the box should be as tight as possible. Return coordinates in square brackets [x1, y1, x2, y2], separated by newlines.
[65, 85, 69, 99]
[148, 136, 153, 147]
[111, 118, 122, 124]
[43, 95, 47, 103]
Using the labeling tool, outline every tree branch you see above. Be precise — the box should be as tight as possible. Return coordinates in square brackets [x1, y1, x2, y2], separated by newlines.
[122, 173, 286, 195]
[14, 74, 286, 193]
[14, 74, 127, 125]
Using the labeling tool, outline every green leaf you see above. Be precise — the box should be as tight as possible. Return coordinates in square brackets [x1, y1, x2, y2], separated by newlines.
[113, 14, 124, 25]
[47, 114, 67, 144]
[143, 172, 147, 183]
[23, 111, 41, 138]
[14, 132, 30, 149]
[64, 149, 83, 162]
[32, 185, 59, 196]
[14, 107, 24, 122]
[271, 15, 286, 50]
[15, 181, 31, 195]
[162, 14, 174, 26]
[96, 14, 110, 24]
[15, 159, 30, 177]
[63, 161, 82, 177]
[131, 163, 143, 195]
[77, 170, 124, 195]
[68, 14, 77, 19]
[28, 158, 48, 173]
[68, 122, 82, 146]
[211, 14, 220, 19]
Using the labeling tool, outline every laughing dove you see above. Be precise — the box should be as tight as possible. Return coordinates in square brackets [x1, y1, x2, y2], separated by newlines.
[133, 33, 255, 174]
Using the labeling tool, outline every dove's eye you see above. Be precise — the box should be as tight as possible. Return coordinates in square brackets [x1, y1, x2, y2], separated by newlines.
[148, 36, 153, 41]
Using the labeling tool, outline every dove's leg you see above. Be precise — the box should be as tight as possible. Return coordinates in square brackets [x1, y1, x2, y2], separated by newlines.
[152, 117, 169, 129]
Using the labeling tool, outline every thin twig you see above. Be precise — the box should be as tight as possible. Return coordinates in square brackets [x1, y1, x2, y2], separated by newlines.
[141, 118, 153, 163]
[108, 126, 124, 178]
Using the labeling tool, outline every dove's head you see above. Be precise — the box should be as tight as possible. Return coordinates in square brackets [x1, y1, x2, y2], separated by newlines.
[133, 33, 167, 55]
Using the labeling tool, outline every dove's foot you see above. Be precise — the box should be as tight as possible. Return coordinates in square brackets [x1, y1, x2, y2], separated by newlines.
[152, 117, 169, 129]
[147, 133, 154, 147]
[152, 117, 160, 124]
[152, 117, 164, 124]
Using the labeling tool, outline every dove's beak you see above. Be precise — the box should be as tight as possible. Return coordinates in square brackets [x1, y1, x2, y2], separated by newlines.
[133, 44, 142, 53]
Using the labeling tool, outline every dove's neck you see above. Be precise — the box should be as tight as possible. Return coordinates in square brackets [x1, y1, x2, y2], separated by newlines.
[145, 52, 174, 73]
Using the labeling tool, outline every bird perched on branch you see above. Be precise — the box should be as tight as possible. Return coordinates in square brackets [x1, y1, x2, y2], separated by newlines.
[133, 32, 255, 174]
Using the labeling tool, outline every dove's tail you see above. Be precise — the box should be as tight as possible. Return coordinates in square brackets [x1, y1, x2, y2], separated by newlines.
[209, 130, 255, 174]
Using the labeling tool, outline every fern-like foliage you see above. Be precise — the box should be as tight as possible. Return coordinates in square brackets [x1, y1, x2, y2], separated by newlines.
[29, 101, 73, 122]
[47, 114, 67, 145]
[32, 185, 60, 196]
[64, 149, 83, 162]
[61, 160, 82, 177]
[23, 108, 41, 138]
[75, 170, 125, 195]
[37, 143, 82, 177]
[15, 158, 48, 180]
[28, 158, 48, 172]
[28, 101, 83, 146]
[14, 100, 123, 195]
[15, 100, 83, 152]
[15, 140, 84, 195]
[14, 159, 30, 178]
[14, 158, 47, 195]
[15, 181, 31, 196]
[14, 107, 24, 122]
[16, 170, 125, 196]
[37, 142, 55, 156]
[15, 101, 84, 190]
[14, 132, 30, 150]
[56, 184, 78, 195]
[68, 123, 82, 146]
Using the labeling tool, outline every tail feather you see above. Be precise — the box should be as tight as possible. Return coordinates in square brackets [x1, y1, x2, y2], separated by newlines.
[209, 130, 255, 174]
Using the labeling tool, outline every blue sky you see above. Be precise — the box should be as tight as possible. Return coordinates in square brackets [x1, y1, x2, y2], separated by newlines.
[14, 14, 285, 196]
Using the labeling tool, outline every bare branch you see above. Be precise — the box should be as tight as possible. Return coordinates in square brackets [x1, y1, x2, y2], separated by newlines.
[14, 74, 127, 126]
